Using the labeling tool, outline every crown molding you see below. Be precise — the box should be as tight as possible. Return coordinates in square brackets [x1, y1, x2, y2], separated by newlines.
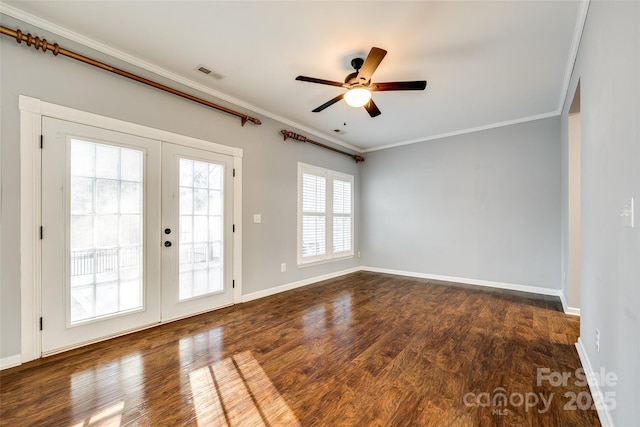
[558, 0, 590, 112]
[363, 111, 559, 153]
[0, 2, 363, 154]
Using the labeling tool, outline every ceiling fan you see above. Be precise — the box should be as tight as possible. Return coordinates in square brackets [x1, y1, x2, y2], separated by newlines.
[296, 47, 427, 118]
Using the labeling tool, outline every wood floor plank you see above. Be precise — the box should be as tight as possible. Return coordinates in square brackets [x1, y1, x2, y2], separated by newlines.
[0, 271, 600, 426]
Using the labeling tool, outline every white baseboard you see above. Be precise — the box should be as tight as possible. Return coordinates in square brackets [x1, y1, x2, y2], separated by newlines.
[241, 267, 361, 303]
[559, 291, 581, 316]
[559, 291, 568, 312]
[575, 338, 614, 427]
[0, 354, 22, 371]
[566, 306, 581, 316]
[360, 266, 562, 297]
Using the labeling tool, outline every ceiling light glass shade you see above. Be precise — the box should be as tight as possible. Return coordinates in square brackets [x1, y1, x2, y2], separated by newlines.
[344, 87, 372, 108]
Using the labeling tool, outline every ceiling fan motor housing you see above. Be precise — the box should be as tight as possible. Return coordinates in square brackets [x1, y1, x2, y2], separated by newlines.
[344, 72, 360, 85]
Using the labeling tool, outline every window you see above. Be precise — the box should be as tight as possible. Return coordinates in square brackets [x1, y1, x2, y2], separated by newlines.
[298, 163, 354, 265]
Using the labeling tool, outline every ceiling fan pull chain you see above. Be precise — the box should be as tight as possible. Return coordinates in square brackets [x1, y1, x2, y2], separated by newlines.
[343, 100, 347, 127]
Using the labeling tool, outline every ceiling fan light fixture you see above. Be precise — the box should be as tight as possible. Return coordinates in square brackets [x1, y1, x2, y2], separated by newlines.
[344, 87, 371, 108]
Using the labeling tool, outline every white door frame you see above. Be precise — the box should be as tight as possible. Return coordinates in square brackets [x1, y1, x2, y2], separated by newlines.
[19, 95, 243, 362]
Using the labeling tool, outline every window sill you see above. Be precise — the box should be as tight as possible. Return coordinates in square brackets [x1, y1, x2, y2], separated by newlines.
[297, 253, 354, 269]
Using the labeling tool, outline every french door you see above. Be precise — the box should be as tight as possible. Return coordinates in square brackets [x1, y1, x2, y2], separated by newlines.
[161, 143, 234, 321]
[41, 117, 234, 355]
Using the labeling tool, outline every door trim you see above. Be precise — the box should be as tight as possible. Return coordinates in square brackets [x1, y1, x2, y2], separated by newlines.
[19, 95, 243, 363]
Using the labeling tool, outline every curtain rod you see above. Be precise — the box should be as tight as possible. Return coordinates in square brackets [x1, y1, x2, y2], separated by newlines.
[280, 130, 365, 163]
[1, 26, 262, 127]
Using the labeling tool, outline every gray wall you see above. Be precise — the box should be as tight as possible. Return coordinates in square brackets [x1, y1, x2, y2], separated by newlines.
[0, 14, 361, 359]
[4, 9, 639, 424]
[560, 2, 640, 425]
[361, 118, 561, 289]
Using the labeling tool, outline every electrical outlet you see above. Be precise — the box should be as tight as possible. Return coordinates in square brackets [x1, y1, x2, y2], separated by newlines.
[280, 263, 286, 273]
[595, 328, 600, 352]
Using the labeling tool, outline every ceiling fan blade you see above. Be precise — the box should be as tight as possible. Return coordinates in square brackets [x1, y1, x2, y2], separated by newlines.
[296, 76, 345, 87]
[312, 93, 345, 112]
[356, 47, 387, 83]
[371, 81, 427, 91]
[364, 99, 382, 118]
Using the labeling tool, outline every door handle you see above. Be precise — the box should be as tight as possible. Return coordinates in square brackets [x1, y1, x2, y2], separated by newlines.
[164, 241, 172, 247]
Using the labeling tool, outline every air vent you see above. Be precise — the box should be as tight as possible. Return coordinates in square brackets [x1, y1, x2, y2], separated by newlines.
[333, 129, 346, 135]
[195, 64, 224, 80]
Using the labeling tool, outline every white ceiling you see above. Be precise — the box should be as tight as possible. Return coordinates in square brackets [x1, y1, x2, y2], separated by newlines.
[2, 1, 585, 152]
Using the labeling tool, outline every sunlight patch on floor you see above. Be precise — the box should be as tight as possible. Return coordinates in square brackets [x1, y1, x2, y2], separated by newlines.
[69, 400, 125, 427]
[189, 351, 300, 427]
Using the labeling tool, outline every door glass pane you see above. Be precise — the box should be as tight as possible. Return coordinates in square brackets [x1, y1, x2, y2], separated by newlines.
[69, 139, 143, 324]
[178, 158, 224, 300]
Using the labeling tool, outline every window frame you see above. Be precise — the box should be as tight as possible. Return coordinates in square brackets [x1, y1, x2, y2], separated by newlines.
[297, 162, 354, 266]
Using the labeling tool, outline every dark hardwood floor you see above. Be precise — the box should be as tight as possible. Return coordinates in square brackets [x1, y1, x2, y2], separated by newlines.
[1, 271, 600, 426]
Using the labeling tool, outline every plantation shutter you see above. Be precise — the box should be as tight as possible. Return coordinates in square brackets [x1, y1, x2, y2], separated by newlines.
[301, 171, 326, 259]
[332, 178, 352, 254]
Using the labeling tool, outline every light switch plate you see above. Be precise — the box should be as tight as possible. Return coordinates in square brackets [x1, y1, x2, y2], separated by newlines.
[253, 214, 262, 224]
[621, 197, 634, 228]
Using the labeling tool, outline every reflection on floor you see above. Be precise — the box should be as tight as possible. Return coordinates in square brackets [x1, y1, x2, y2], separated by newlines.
[0, 271, 600, 426]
